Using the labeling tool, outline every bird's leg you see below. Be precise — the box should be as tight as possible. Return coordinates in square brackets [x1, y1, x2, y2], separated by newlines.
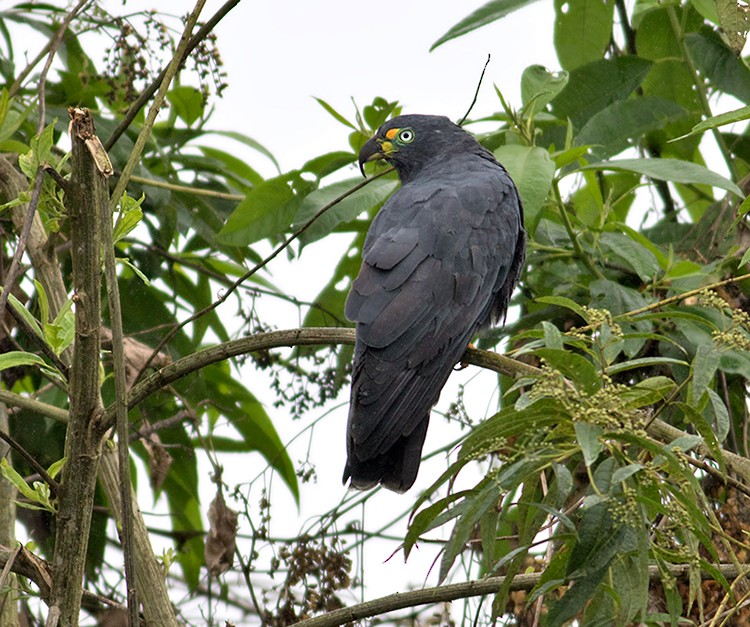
[455, 343, 477, 370]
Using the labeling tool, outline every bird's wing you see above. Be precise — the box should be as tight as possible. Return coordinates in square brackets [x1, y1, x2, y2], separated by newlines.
[345, 158, 523, 460]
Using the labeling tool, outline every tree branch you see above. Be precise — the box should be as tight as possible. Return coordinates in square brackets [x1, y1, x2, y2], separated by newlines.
[293, 564, 747, 627]
[49, 107, 107, 626]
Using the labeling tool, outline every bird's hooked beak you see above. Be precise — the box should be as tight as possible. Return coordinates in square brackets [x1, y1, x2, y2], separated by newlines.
[358, 136, 388, 177]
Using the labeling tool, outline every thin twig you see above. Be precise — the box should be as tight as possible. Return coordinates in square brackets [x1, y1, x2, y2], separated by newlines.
[0, 390, 69, 423]
[0, 430, 59, 494]
[107, 1, 208, 214]
[0, 0, 89, 341]
[128, 173, 244, 201]
[552, 179, 604, 280]
[457, 54, 491, 127]
[574, 270, 750, 334]
[106, 4, 207, 622]
[0, 543, 20, 615]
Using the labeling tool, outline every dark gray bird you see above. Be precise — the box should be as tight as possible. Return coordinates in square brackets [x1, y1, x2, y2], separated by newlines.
[343, 114, 526, 492]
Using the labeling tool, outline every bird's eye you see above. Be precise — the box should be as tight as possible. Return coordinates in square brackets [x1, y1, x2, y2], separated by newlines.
[397, 129, 415, 143]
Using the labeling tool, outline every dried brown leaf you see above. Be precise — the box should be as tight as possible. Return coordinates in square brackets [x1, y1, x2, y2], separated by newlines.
[204, 490, 238, 577]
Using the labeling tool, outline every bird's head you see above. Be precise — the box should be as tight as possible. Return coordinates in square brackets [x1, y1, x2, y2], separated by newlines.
[358, 114, 477, 182]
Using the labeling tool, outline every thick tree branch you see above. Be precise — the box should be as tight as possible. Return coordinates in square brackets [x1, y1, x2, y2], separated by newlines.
[114, 327, 750, 492]
[49, 107, 107, 626]
[0, 543, 129, 615]
[0, 0, 89, 335]
[0, 406, 18, 625]
[97, 446, 178, 626]
[293, 564, 747, 627]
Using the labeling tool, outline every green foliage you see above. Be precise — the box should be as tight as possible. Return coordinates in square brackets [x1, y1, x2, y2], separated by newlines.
[2, 1, 750, 625]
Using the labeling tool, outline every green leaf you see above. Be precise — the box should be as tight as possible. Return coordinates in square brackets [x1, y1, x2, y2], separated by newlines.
[706, 388, 730, 443]
[167, 86, 204, 126]
[678, 104, 750, 141]
[567, 501, 628, 578]
[535, 295, 586, 318]
[405, 492, 466, 559]
[599, 231, 661, 281]
[520, 65, 569, 117]
[209, 130, 280, 173]
[199, 145, 264, 187]
[0, 350, 45, 371]
[554, 0, 614, 71]
[47, 297, 75, 354]
[46, 456, 66, 480]
[678, 401, 725, 472]
[552, 56, 653, 129]
[493, 144, 555, 235]
[117, 257, 151, 286]
[689, 344, 720, 406]
[579, 158, 743, 196]
[460, 401, 563, 461]
[535, 347, 601, 394]
[685, 29, 750, 103]
[302, 151, 356, 179]
[439, 480, 500, 582]
[611, 463, 643, 484]
[113, 193, 144, 244]
[0, 459, 55, 512]
[217, 172, 300, 245]
[575, 97, 686, 159]
[313, 97, 356, 129]
[575, 422, 604, 467]
[606, 357, 687, 376]
[0, 288, 43, 339]
[430, 0, 543, 50]
[294, 176, 398, 247]
[541, 320, 563, 349]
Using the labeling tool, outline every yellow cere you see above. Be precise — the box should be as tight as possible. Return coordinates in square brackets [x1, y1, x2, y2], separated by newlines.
[384, 128, 399, 140]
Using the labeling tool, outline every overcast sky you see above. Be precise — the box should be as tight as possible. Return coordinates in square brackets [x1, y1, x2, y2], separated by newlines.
[208, 0, 557, 173]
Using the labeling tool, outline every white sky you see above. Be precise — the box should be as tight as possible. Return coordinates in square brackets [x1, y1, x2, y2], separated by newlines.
[209, 0, 557, 174]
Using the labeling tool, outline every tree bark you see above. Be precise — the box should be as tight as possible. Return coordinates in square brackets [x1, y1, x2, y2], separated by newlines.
[48, 108, 107, 626]
[98, 445, 178, 625]
[0, 405, 19, 625]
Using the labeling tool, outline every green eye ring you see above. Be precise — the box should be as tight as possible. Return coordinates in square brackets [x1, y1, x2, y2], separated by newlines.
[397, 128, 415, 143]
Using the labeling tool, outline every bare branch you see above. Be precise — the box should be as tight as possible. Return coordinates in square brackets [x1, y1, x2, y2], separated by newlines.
[294, 564, 747, 627]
